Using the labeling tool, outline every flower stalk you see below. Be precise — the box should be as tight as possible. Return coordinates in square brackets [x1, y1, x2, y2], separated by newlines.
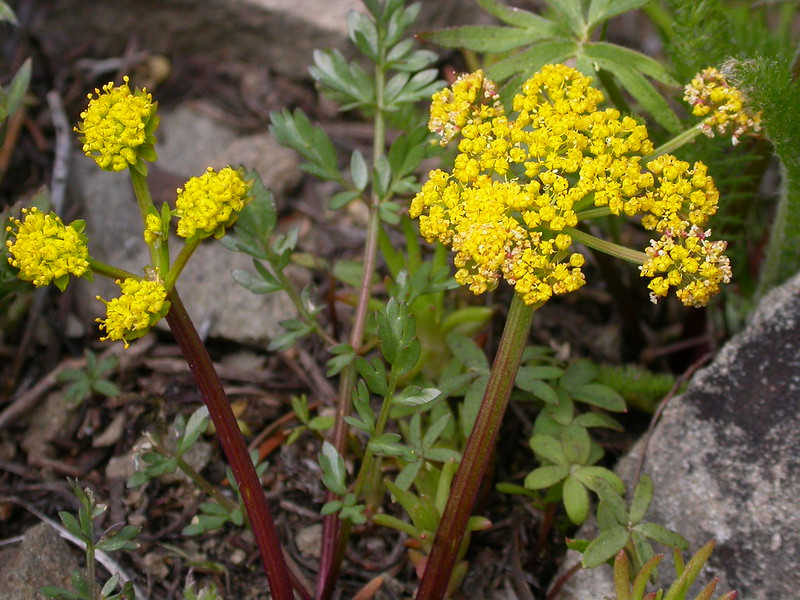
[164, 288, 296, 600]
[416, 292, 537, 600]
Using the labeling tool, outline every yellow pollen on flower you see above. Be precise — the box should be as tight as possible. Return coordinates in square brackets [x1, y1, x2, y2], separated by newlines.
[96, 278, 169, 348]
[175, 167, 251, 239]
[683, 66, 762, 145]
[75, 76, 157, 171]
[639, 225, 731, 307]
[6, 207, 90, 289]
[143, 213, 163, 245]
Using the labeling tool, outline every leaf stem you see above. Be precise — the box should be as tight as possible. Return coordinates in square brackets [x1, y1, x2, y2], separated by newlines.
[567, 227, 648, 264]
[645, 125, 703, 161]
[416, 292, 537, 600]
[164, 288, 295, 600]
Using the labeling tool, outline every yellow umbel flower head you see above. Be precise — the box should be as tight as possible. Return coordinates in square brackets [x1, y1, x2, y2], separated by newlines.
[412, 63, 733, 308]
[175, 166, 251, 239]
[683, 66, 762, 145]
[6, 207, 91, 290]
[96, 278, 170, 348]
[75, 76, 158, 172]
[412, 64, 657, 306]
[639, 225, 731, 307]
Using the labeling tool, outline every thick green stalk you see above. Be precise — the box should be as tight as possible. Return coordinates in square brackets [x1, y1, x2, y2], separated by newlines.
[567, 227, 648, 264]
[416, 293, 536, 600]
[164, 288, 295, 600]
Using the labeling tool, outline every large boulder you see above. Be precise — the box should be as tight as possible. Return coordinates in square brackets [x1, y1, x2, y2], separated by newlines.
[552, 272, 800, 600]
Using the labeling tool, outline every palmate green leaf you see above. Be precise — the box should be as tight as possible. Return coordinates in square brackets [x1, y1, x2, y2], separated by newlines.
[582, 524, 630, 567]
[486, 39, 579, 82]
[542, 0, 585, 38]
[591, 59, 683, 134]
[419, 25, 558, 53]
[587, 0, 652, 29]
[584, 42, 679, 86]
[475, 0, 564, 32]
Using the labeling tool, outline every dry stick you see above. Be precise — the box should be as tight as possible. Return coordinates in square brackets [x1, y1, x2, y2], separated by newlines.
[416, 294, 537, 600]
[165, 288, 299, 600]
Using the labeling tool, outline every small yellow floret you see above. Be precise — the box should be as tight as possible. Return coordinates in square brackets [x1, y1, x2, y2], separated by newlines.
[175, 167, 251, 239]
[75, 76, 157, 171]
[6, 207, 90, 289]
[97, 278, 169, 348]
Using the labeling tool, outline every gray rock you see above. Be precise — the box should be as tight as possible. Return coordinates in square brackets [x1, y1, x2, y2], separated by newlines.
[0, 522, 81, 600]
[551, 273, 800, 600]
[35, 0, 488, 78]
[71, 101, 302, 346]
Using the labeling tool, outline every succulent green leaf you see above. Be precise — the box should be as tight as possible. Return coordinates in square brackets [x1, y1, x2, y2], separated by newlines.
[582, 525, 630, 567]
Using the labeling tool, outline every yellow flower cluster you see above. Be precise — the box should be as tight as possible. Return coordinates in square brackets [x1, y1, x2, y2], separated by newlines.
[96, 278, 169, 348]
[683, 67, 762, 145]
[75, 76, 158, 171]
[640, 226, 731, 307]
[412, 64, 732, 307]
[5, 208, 90, 289]
[428, 70, 501, 146]
[175, 167, 250, 239]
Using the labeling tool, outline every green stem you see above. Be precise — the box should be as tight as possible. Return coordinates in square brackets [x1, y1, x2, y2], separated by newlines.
[416, 293, 536, 600]
[87, 258, 139, 281]
[164, 237, 200, 290]
[567, 227, 648, 264]
[164, 288, 295, 600]
[86, 542, 97, 600]
[150, 439, 239, 513]
[645, 125, 703, 161]
[128, 168, 163, 275]
[316, 38, 389, 600]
